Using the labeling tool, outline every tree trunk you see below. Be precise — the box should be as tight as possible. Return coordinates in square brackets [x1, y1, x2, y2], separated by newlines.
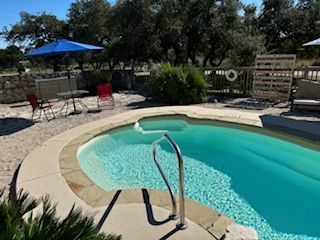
[53, 59, 59, 72]
[77, 60, 84, 71]
[108, 60, 113, 71]
[129, 59, 136, 91]
[122, 61, 127, 70]
[188, 48, 196, 65]
[202, 53, 210, 67]
[164, 50, 171, 64]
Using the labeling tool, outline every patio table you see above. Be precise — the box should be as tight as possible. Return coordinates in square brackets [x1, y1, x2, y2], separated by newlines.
[57, 90, 89, 115]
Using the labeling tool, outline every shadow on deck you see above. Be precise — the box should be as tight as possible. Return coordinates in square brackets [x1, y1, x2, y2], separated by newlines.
[260, 114, 320, 142]
[0, 117, 34, 136]
[96, 189, 180, 240]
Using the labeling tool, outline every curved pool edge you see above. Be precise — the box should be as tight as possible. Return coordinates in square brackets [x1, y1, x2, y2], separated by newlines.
[16, 106, 319, 239]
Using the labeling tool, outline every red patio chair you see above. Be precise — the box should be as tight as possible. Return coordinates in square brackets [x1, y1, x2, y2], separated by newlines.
[27, 94, 55, 121]
[97, 84, 114, 109]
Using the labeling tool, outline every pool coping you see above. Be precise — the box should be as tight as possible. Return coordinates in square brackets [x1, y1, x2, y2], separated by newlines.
[59, 107, 249, 239]
[17, 106, 320, 239]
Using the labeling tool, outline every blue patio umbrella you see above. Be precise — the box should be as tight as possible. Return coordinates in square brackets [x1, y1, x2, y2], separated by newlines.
[26, 39, 103, 114]
[26, 39, 103, 56]
[303, 38, 320, 46]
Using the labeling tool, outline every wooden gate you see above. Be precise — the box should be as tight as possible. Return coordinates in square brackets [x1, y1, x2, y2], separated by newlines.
[252, 54, 296, 100]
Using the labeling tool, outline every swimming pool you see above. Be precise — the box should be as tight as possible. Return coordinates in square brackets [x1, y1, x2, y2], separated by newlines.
[77, 116, 320, 240]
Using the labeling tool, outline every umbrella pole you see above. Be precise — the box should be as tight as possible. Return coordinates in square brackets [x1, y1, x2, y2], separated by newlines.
[67, 69, 77, 113]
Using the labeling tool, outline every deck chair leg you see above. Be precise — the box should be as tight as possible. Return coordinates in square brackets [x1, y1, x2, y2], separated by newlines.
[43, 109, 49, 122]
[31, 110, 35, 121]
[51, 107, 55, 119]
[108, 99, 114, 110]
[60, 101, 67, 115]
[65, 99, 69, 116]
[79, 99, 88, 109]
[39, 109, 42, 119]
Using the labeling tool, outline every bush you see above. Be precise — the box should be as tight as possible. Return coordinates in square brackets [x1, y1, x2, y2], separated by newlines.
[83, 70, 112, 94]
[148, 63, 207, 104]
[87, 70, 112, 84]
[0, 189, 121, 240]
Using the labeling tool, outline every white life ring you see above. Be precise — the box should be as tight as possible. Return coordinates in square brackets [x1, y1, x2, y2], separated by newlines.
[225, 69, 238, 82]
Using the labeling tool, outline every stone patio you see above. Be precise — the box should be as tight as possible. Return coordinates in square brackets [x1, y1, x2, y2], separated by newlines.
[15, 105, 320, 240]
[1, 93, 319, 239]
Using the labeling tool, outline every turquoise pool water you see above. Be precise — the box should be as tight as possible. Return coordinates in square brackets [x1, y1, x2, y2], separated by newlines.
[78, 117, 320, 240]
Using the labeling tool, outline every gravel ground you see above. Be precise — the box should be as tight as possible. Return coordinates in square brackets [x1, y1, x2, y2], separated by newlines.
[1, 93, 319, 198]
[0, 92, 157, 197]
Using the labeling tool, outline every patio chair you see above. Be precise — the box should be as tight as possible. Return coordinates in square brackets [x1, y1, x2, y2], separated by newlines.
[97, 84, 114, 110]
[27, 94, 55, 121]
[290, 79, 320, 111]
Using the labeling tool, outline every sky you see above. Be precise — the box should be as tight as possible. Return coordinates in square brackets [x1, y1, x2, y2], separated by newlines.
[0, 0, 261, 48]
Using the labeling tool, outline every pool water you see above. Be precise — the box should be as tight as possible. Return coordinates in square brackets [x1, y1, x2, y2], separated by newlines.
[78, 117, 320, 240]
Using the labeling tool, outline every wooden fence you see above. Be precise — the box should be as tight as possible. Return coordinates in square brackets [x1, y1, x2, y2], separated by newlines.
[204, 67, 255, 96]
[252, 54, 296, 100]
[205, 66, 320, 98]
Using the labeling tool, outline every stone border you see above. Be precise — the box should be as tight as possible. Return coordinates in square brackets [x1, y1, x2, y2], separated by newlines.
[17, 106, 320, 239]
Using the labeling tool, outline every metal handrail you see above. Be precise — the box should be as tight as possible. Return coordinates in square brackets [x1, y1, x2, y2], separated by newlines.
[152, 133, 188, 230]
[152, 142, 178, 220]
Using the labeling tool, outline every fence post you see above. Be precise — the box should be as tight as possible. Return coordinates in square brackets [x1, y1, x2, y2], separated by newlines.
[304, 67, 308, 79]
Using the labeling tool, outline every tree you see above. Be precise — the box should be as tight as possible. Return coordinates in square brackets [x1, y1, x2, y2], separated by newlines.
[296, 0, 320, 39]
[108, 0, 157, 69]
[152, 0, 186, 65]
[153, 0, 247, 67]
[200, 0, 244, 66]
[0, 45, 24, 73]
[257, 0, 320, 57]
[229, 4, 265, 66]
[258, 0, 295, 53]
[183, 0, 212, 65]
[3, 12, 68, 49]
[6, 0, 320, 70]
[2, 12, 69, 72]
[295, 0, 320, 58]
[68, 0, 111, 69]
[68, 0, 111, 45]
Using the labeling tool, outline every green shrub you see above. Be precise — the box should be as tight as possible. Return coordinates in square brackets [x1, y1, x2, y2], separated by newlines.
[0, 189, 121, 240]
[87, 70, 112, 84]
[148, 63, 207, 104]
[84, 70, 112, 94]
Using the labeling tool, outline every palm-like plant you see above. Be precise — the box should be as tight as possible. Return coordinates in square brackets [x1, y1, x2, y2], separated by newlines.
[0, 189, 121, 240]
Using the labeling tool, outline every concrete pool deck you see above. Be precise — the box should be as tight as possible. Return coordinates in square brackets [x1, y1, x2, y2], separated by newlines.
[17, 106, 320, 239]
